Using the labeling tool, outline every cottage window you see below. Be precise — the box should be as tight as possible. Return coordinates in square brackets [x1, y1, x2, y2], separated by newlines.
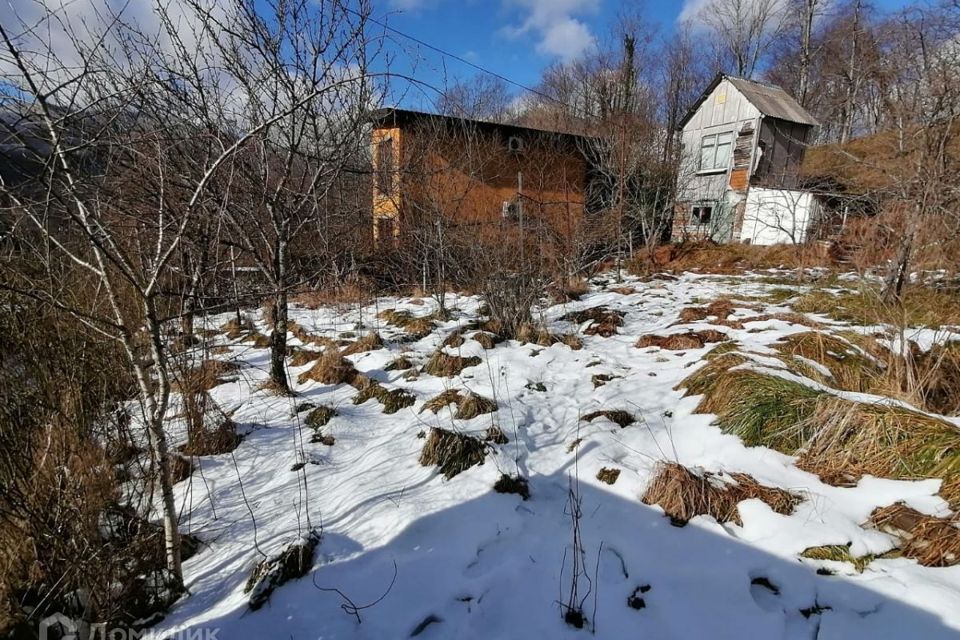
[376, 137, 394, 196]
[692, 205, 713, 224]
[700, 132, 732, 171]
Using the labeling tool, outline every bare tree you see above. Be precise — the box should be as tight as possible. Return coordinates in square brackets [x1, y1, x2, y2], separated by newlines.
[697, 0, 790, 79]
[170, 0, 377, 393]
[0, 0, 379, 584]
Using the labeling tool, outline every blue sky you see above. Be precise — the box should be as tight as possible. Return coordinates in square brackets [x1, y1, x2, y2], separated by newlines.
[374, 0, 916, 109]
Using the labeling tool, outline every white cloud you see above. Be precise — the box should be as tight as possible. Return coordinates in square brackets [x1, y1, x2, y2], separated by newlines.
[677, 0, 715, 24]
[503, 0, 599, 62]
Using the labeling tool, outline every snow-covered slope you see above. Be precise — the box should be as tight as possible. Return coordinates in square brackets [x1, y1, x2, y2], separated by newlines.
[154, 272, 960, 639]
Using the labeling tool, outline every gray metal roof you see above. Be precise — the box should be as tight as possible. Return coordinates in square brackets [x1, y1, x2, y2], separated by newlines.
[726, 76, 819, 126]
[678, 73, 819, 129]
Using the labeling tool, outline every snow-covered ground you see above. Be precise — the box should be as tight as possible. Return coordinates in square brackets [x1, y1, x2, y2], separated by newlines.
[154, 272, 960, 639]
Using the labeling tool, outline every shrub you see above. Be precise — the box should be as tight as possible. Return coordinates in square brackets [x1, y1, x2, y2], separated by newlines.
[481, 272, 543, 340]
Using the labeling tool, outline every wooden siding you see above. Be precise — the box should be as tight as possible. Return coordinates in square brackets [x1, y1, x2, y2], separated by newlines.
[753, 117, 813, 189]
[371, 122, 587, 245]
[371, 126, 401, 242]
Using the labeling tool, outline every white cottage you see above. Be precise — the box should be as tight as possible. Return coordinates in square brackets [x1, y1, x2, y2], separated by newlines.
[674, 74, 820, 245]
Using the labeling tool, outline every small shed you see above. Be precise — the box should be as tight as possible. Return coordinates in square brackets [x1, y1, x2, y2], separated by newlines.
[674, 74, 819, 244]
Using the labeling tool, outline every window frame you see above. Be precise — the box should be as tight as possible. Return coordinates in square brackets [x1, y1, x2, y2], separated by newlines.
[699, 131, 733, 172]
[375, 136, 394, 197]
[691, 205, 713, 225]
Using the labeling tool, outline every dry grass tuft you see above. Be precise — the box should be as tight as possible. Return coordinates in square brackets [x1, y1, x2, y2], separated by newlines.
[340, 331, 384, 356]
[221, 317, 255, 340]
[557, 333, 584, 350]
[641, 462, 800, 526]
[180, 413, 241, 457]
[352, 377, 416, 414]
[791, 286, 960, 328]
[796, 396, 960, 493]
[421, 389, 464, 414]
[245, 332, 272, 348]
[870, 503, 960, 567]
[304, 405, 337, 430]
[562, 306, 625, 337]
[609, 286, 636, 295]
[289, 321, 338, 349]
[679, 357, 960, 497]
[442, 330, 465, 348]
[742, 312, 822, 329]
[681, 365, 822, 451]
[484, 426, 508, 444]
[175, 359, 242, 393]
[288, 347, 323, 367]
[297, 350, 359, 386]
[800, 545, 875, 572]
[456, 392, 498, 420]
[917, 341, 960, 416]
[775, 331, 882, 392]
[678, 299, 737, 324]
[582, 409, 635, 428]
[627, 241, 829, 275]
[471, 331, 502, 349]
[422, 351, 482, 377]
[636, 330, 728, 350]
[420, 389, 496, 419]
[419, 428, 487, 479]
[384, 356, 415, 371]
[379, 309, 436, 339]
[493, 474, 530, 499]
[596, 467, 620, 484]
[515, 323, 557, 346]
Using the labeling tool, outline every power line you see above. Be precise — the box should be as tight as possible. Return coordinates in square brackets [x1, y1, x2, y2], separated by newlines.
[350, 6, 567, 108]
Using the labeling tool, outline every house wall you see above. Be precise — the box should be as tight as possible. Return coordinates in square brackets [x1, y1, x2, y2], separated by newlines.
[753, 118, 813, 189]
[675, 78, 761, 242]
[371, 126, 401, 242]
[739, 187, 819, 245]
[372, 123, 587, 246]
